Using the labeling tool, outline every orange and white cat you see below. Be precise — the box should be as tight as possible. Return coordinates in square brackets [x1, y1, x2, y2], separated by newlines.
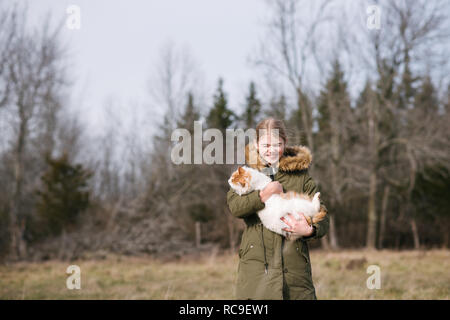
[228, 166, 326, 240]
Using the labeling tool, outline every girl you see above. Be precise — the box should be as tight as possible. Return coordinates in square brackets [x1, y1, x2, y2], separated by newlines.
[227, 118, 329, 300]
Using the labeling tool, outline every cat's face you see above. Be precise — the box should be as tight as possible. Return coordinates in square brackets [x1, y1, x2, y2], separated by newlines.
[228, 166, 252, 195]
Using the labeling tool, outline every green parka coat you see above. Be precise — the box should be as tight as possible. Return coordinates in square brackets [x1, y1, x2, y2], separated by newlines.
[227, 143, 329, 300]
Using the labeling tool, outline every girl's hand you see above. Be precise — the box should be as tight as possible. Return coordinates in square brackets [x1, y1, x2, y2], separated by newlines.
[259, 181, 283, 203]
[281, 212, 314, 239]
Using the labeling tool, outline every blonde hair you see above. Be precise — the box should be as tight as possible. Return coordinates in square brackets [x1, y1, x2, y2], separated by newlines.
[255, 118, 287, 143]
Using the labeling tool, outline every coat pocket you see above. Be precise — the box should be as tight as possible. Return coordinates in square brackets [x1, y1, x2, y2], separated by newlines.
[238, 228, 256, 259]
[239, 226, 265, 263]
[240, 242, 256, 260]
[238, 231, 248, 259]
[239, 241, 253, 259]
[295, 240, 312, 276]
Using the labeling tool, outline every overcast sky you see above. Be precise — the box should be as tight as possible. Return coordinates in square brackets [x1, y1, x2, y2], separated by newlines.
[25, 0, 270, 135]
[22, 0, 450, 141]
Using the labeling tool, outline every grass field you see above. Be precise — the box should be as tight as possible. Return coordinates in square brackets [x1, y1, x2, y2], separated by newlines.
[0, 249, 448, 299]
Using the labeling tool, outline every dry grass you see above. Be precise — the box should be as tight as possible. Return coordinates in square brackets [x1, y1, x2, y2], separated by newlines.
[0, 249, 448, 299]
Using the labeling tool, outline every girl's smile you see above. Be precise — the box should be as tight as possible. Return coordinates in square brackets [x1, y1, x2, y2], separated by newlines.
[256, 132, 285, 165]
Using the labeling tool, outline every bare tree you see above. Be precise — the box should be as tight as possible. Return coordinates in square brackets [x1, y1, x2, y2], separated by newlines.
[1, 4, 68, 259]
[253, 0, 337, 249]
[253, 0, 336, 151]
[0, 4, 16, 109]
[144, 43, 206, 244]
[349, 0, 450, 249]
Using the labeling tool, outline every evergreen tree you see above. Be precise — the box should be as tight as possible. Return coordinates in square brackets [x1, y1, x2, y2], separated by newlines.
[376, 59, 396, 103]
[445, 84, 450, 114]
[175, 92, 201, 167]
[152, 112, 174, 176]
[35, 153, 92, 237]
[316, 60, 351, 143]
[414, 76, 439, 115]
[287, 88, 312, 146]
[242, 82, 261, 128]
[206, 78, 235, 131]
[265, 94, 287, 121]
[356, 80, 373, 109]
[313, 60, 352, 249]
[353, 79, 375, 142]
[412, 164, 450, 247]
[177, 92, 200, 133]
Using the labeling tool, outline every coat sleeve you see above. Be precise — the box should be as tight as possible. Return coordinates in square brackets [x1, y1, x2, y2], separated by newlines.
[301, 170, 330, 241]
[227, 188, 266, 219]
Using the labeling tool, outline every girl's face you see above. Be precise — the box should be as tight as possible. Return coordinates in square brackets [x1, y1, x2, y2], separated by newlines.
[256, 132, 285, 165]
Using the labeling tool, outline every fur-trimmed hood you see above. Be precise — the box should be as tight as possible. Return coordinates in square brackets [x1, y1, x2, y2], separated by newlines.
[244, 143, 312, 172]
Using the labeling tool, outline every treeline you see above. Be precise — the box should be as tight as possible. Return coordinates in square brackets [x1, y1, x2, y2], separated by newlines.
[0, 1, 449, 261]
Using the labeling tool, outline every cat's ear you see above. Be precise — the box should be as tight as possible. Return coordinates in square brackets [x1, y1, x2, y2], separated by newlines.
[238, 166, 244, 174]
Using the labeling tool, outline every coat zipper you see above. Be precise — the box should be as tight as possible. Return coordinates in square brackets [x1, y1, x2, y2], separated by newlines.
[260, 169, 274, 275]
[260, 223, 269, 274]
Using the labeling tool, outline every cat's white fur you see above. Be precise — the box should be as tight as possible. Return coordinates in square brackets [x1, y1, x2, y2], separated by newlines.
[228, 166, 321, 240]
